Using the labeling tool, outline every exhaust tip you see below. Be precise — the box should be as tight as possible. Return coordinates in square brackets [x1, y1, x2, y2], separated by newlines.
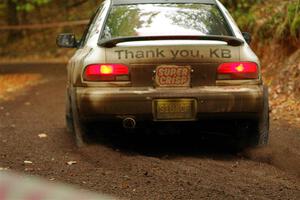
[123, 117, 136, 129]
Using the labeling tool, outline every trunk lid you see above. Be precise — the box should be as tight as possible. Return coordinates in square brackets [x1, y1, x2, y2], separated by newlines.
[105, 41, 240, 87]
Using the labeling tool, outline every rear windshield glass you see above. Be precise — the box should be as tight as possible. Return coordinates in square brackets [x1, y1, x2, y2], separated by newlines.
[101, 4, 232, 40]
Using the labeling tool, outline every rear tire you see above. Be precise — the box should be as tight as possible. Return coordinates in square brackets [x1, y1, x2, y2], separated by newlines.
[66, 89, 89, 147]
[235, 86, 269, 150]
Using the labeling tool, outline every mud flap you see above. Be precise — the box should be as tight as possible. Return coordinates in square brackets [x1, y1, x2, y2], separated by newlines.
[234, 86, 269, 150]
[65, 90, 74, 133]
[257, 86, 270, 146]
[70, 86, 87, 147]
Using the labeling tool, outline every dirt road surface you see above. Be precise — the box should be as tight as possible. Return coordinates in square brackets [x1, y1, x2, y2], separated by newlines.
[0, 63, 299, 200]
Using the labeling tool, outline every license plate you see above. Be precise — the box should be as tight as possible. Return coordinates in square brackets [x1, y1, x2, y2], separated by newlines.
[153, 99, 197, 121]
[155, 65, 191, 87]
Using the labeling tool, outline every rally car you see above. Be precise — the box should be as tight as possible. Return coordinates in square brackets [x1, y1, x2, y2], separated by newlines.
[57, 0, 269, 149]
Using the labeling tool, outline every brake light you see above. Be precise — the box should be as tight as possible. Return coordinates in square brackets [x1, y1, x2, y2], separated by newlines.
[217, 62, 258, 80]
[84, 64, 129, 81]
[100, 65, 113, 75]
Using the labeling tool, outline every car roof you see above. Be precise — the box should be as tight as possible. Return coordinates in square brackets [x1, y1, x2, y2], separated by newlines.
[112, 0, 217, 5]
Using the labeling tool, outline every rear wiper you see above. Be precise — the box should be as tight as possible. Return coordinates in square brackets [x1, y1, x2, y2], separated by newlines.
[98, 35, 244, 48]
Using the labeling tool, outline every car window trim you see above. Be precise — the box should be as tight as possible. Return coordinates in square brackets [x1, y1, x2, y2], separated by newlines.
[216, 2, 236, 37]
[98, 0, 113, 44]
[112, 0, 217, 5]
[79, 11, 99, 48]
[79, 3, 106, 48]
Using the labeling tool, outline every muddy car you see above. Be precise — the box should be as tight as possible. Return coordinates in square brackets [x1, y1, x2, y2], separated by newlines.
[57, 0, 269, 149]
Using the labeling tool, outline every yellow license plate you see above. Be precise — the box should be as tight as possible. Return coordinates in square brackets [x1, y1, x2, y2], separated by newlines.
[153, 99, 197, 121]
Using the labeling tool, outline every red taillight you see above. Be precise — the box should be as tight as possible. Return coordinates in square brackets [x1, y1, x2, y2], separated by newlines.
[217, 62, 259, 80]
[84, 64, 129, 81]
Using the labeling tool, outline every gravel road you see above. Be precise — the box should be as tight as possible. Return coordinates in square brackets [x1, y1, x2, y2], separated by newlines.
[0, 63, 299, 200]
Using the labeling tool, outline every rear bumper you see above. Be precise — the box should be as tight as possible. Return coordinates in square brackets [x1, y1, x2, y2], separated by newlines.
[76, 85, 264, 121]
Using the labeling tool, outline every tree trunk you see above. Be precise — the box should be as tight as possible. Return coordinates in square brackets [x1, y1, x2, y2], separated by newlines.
[6, 0, 21, 42]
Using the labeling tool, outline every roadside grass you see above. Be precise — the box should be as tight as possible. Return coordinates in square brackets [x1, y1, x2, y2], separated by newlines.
[0, 73, 42, 101]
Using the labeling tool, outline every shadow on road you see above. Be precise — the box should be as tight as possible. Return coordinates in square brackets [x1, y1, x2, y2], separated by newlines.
[85, 123, 240, 160]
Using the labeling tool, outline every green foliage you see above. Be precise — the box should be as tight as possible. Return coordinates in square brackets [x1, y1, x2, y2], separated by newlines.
[12, 0, 52, 12]
[221, 0, 299, 42]
[259, 0, 300, 41]
[288, 1, 300, 37]
[0, 3, 5, 16]
[221, 0, 260, 10]
[220, 0, 261, 31]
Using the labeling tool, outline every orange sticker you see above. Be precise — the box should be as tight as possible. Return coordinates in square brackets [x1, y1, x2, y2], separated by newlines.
[156, 66, 191, 87]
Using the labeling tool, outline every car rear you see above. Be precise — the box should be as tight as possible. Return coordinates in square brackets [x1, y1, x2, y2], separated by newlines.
[71, 0, 269, 148]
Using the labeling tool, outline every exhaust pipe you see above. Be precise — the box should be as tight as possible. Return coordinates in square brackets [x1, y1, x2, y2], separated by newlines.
[123, 117, 136, 129]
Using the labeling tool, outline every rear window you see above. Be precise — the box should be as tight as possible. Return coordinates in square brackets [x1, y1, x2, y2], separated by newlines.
[101, 4, 232, 40]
